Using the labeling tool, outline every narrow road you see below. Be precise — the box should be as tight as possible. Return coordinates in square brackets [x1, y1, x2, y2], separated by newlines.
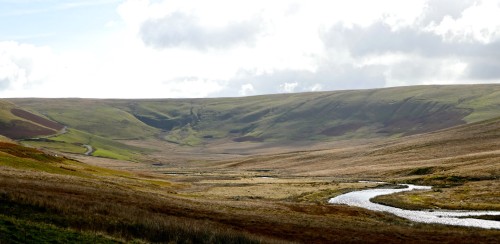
[56, 126, 68, 136]
[83, 144, 94, 156]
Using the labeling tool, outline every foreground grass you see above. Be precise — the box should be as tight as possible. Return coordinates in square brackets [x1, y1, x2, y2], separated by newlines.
[0, 167, 269, 244]
[1, 142, 499, 243]
[0, 142, 269, 243]
[2, 165, 500, 243]
[0, 214, 118, 244]
[0, 193, 260, 244]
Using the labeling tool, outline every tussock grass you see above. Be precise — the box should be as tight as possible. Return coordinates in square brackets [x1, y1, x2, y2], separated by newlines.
[0, 214, 119, 244]
[0, 169, 269, 244]
[194, 179, 375, 203]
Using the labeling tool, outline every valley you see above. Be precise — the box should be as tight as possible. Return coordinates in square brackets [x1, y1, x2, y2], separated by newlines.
[1, 84, 499, 243]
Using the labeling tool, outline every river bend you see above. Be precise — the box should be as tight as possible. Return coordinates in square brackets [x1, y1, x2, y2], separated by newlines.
[328, 184, 500, 229]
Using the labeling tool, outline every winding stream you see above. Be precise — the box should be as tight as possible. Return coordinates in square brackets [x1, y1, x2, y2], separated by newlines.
[328, 184, 500, 229]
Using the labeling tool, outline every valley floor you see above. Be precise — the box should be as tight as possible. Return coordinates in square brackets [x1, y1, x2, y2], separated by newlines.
[1, 153, 499, 243]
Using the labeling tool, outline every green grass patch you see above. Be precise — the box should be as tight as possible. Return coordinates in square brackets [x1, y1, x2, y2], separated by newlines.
[0, 142, 138, 179]
[164, 125, 203, 146]
[0, 214, 119, 244]
[49, 129, 149, 161]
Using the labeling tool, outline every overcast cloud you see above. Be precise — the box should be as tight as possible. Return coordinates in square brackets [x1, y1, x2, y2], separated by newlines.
[140, 12, 262, 50]
[0, 0, 499, 98]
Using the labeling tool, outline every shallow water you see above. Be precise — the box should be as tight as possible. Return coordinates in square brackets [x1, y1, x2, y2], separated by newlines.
[328, 184, 500, 229]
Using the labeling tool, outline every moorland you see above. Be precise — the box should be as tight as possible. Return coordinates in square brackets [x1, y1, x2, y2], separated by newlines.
[1, 84, 499, 243]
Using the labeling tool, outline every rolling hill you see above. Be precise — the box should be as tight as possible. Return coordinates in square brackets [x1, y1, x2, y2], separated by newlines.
[218, 115, 500, 180]
[2, 84, 500, 160]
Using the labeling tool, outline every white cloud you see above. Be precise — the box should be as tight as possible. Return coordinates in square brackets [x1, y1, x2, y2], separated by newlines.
[280, 82, 299, 93]
[1, 0, 499, 98]
[239, 83, 255, 96]
[0, 41, 57, 92]
[140, 12, 262, 50]
[426, 0, 500, 43]
[384, 57, 469, 87]
[310, 83, 323, 91]
[162, 77, 223, 98]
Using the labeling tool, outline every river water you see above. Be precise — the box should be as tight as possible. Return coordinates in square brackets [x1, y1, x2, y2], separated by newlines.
[328, 184, 500, 229]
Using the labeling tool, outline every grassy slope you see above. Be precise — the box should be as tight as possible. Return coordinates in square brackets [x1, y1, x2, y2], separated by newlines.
[19, 128, 147, 161]
[0, 101, 18, 124]
[104, 84, 500, 144]
[8, 85, 500, 147]
[0, 100, 61, 139]
[0, 142, 126, 177]
[55, 129, 144, 160]
[4, 99, 158, 140]
[4, 84, 500, 161]
[0, 98, 155, 160]
[0, 143, 120, 242]
[221, 116, 500, 178]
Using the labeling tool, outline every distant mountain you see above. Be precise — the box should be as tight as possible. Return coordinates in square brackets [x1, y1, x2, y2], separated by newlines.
[2, 84, 500, 159]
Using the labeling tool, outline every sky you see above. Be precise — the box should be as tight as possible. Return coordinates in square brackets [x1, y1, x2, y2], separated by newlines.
[1, 0, 500, 98]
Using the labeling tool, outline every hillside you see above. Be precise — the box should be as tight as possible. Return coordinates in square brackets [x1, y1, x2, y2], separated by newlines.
[7, 85, 500, 149]
[174, 115, 499, 215]
[218, 116, 500, 180]
[3, 84, 499, 161]
[0, 100, 64, 139]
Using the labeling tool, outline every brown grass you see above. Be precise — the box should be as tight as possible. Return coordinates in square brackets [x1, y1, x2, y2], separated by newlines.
[11, 108, 64, 131]
[211, 117, 500, 181]
[1, 162, 499, 243]
[0, 120, 56, 139]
